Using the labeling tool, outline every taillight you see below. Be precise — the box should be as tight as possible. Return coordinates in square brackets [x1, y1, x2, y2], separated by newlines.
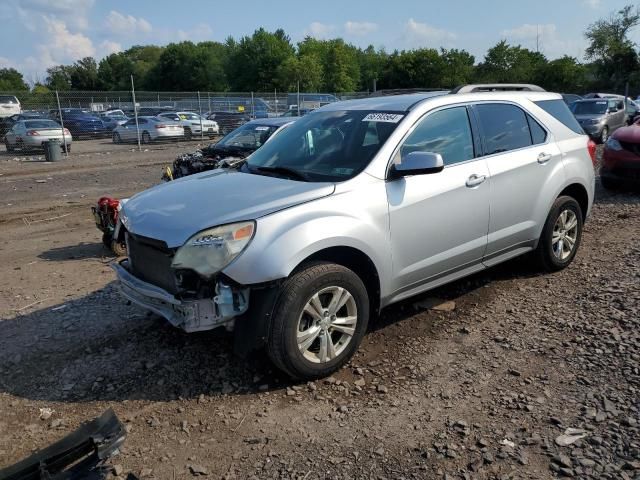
[587, 139, 597, 166]
[155, 124, 167, 129]
[64, 128, 70, 135]
[26, 130, 40, 136]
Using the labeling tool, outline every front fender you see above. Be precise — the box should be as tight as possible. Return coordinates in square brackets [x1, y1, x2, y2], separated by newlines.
[223, 179, 392, 298]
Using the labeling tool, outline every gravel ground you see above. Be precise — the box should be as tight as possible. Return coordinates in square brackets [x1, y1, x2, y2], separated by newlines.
[0, 145, 638, 480]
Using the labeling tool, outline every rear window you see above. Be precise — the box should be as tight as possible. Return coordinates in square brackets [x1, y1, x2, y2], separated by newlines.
[536, 100, 584, 135]
[0, 95, 18, 104]
[25, 120, 59, 129]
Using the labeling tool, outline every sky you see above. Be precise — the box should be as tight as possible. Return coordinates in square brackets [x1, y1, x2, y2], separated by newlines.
[0, 0, 637, 83]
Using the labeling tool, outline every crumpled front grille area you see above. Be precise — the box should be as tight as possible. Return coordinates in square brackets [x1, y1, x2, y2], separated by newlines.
[126, 233, 177, 294]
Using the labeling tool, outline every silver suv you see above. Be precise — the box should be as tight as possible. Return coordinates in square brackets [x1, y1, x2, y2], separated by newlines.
[114, 84, 596, 379]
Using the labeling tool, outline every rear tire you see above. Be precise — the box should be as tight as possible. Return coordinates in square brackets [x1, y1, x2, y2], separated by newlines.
[184, 128, 192, 141]
[141, 131, 151, 144]
[5, 139, 14, 152]
[534, 196, 583, 272]
[113, 132, 121, 144]
[267, 262, 370, 380]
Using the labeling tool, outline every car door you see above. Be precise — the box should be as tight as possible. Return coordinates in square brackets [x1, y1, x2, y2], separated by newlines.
[612, 100, 625, 130]
[473, 102, 564, 266]
[386, 105, 491, 299]
[120, 119, 137, 140]
[6, 124, 20, 146]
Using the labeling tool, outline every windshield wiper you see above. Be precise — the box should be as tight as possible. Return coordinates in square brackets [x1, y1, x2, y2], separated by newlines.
[255, 166, 309, 181]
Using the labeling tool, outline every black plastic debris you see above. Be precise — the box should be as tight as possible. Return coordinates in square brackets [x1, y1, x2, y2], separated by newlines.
[0, 409, 126, 480]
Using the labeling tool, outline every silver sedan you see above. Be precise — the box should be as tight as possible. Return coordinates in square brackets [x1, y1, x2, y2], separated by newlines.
[4, 119, 72, 152]
[112, 116, 184, 144]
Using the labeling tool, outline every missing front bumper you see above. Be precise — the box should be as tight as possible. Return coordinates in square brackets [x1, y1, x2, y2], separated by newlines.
[112, 259, 249, 332]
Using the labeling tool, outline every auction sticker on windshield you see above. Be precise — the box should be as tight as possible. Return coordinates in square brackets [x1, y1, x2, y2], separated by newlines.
[255, 126, 270, 131]
[363, 113, 404, 123]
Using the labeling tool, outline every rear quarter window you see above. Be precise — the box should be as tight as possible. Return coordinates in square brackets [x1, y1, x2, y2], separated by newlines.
[534, 99, 584, 135]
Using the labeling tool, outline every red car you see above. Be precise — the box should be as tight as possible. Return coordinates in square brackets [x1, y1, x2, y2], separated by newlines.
[601, 120, 640, 189]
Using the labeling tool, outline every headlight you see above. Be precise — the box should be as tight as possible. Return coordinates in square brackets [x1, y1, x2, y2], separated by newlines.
[605, 138, 622, 151]
[171, 221, 255, 277]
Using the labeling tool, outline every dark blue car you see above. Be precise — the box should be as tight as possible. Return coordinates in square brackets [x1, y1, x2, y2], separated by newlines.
[49, 109, 110, 138]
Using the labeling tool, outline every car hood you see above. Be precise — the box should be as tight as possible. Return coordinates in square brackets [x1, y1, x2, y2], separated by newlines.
[121, 170, 335, 248]
[612, 124, 640, 142]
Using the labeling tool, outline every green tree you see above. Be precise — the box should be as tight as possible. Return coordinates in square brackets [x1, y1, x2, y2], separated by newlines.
[276, 54, 323, 91]
[440, 49, 475, 88]
[323, 39, 360, 92]
[148, 41, 228, 91]
[381, 49, 445, 89]
[227, 28, 295, 91]
[46, 65, 73, 90]
[585, 4, 640, 91]
[69, 57, 99, 90]
[0, 68, 29, 90]
[476, 41, 547, 83]
[358, 45, 387, 91]
[536, 56, 587, 92]
[98, 52, 135, 90]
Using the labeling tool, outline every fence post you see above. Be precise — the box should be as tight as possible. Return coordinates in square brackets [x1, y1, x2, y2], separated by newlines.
[131, 75, 141, 152]
[297, 81, 300, 117]
[251, 91, 255, 119]
[55, 90, 68, 157]
[197, 91, 204, 141]
[274, 88, 277, 116]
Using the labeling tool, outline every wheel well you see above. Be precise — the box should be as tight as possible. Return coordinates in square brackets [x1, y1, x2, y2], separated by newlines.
[558, 183, 589, 221]
[297, 247, 381, 314]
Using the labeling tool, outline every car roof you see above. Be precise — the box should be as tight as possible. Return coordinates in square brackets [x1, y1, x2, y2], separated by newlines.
[245, 117, 297, 127]
[318, 90, 562, 113]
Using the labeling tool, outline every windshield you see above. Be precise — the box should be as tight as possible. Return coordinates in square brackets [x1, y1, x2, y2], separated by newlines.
[0, 95, 18, 104]
[245, 110, 403, 182]
[217, 123, 280, 150]
[25, 120, 60, 129]
[572, 101, 607, 115]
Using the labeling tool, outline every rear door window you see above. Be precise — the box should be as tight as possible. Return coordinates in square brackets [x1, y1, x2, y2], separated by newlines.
[527, 115, 547, 145]
[475, 104, 532, 155]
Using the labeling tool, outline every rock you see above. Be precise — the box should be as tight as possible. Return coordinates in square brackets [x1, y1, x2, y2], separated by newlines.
[552, 454, 573, 469]
[189, 464, 209, 476]
[39, 408, 53, 420]
[140, 468, 153, 477]
[555, 428, 588, 447]
[579, 458, 596, 468]
[113, 465, 124, 476]
[602, 397, 618, 415]
[354, 378, 366, 387]
[508, 369, 522, 377]
[374, 446, 384, 456]
[414, 298, 456, 312]
[377, 385, 388, 394]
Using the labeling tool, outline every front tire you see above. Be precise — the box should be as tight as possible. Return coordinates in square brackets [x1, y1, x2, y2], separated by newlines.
[267, 262, 370, 380]
[599, 126, 609, 144]
[534, 196, 583, 272]
[5, 139, 14, 152]
[184, 128, 192, 141]
[113, 132, 121, 144]
[141, 131, 151, 144]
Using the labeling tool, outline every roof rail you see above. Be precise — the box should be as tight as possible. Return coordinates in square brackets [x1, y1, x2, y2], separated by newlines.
[369, 88, 448, 97]
[452, 84, 546, 94]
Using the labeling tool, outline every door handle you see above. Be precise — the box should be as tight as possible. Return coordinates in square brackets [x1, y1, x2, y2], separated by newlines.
[466, 174, 487, 188]
[537, 152, 552, 164]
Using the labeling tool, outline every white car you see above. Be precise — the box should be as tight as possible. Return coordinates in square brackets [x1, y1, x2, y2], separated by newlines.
[157, 111, 219, 139]
[112, 116, 184, 144]
[0, 95, 21, 119]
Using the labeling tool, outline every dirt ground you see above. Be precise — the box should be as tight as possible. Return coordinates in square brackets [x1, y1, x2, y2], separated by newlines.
[0, 141, 638, 480]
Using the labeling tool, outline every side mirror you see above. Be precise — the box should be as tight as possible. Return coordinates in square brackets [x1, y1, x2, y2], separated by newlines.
[389, 151, 444, 179]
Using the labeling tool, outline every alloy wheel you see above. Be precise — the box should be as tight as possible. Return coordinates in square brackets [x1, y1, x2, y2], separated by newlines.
[296, 286, 358, 364]
[552, 209, 579, 260]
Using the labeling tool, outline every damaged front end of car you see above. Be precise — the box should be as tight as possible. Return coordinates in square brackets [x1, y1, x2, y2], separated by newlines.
[112, 221, 255, 333]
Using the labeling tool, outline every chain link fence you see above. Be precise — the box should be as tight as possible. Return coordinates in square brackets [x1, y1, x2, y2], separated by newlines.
[0, 88, 369, 156]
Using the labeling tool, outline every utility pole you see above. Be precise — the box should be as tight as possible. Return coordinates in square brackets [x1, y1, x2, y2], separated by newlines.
[131, 75, 141, 152]
[536, 24, 540, 53]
